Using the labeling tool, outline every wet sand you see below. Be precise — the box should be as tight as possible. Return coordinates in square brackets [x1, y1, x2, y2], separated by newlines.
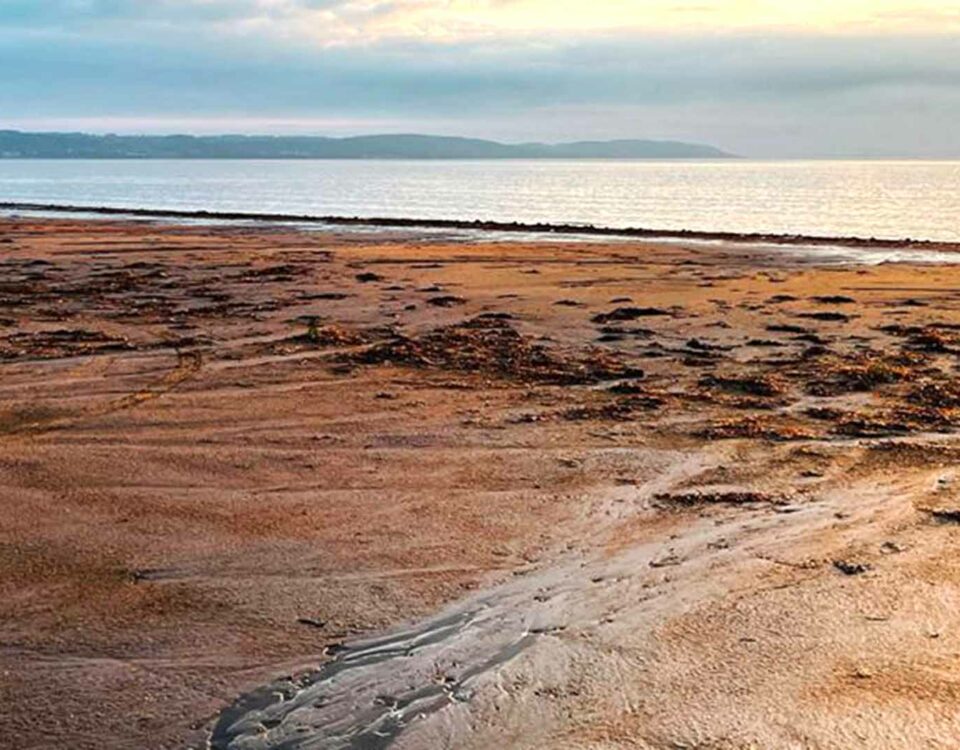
[6, 200, 960, 252]
[3, 217, 960, 748]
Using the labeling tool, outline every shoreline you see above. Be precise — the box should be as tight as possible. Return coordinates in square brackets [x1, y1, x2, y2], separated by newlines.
[2, 200, 958, 252]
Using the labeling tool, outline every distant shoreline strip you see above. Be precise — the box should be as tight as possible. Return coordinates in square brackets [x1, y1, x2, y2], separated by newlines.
[1, 201, 956, 252]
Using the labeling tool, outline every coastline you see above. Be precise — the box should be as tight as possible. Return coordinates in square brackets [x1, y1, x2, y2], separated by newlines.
[4, 215, 960, 748]
[3, 200, 959, 253]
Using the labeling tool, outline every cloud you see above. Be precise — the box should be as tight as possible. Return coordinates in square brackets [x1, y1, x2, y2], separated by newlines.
[2, 2, 960, 155]
[5, 1, 960, 43]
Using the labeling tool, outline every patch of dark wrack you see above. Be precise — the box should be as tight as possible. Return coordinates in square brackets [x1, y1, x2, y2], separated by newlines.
[812, 295, 856, 304]
[0, 328, 135, 360]
[908, 381, 960, 409]
[0, 254, 319, 327]
[288, 320, 371, 348]
[299, 291, 351, 301]
[477, 312, 515, 321]
[427, 295, 466, 307]
[347, 316, 643, 385]
[654, 490, 784, 509]
[804, 352, 918, 396]
[296, 617, 327, 629]
[879, 324, 960, 354]
[833, 408, 954, 438]
[683, 356, 720, 368]
[833, 560, 871, 575]
[128, 567, 179, 582]
[558, 394, 663, 421]
[794, 333, 829, 345]
[699, 416, 817, 442]
[606, 382, 660, 396]
[236, 264, 306, 283]
[920, 507, 960, 524]
[797, 311, 853, 323]
[767, 323, 809, 334]
[599, 326, 655, 340]
[355, 272, 383, 283]
[592, 306, 672, 324]
[699, 374, 787, 398]
[805, 407, 844, 421]
[686, 338, 732, 352]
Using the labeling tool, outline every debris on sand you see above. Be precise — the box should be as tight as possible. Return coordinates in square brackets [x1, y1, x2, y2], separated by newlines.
[559, 395, 664, 421]
[794, 333, 829, 345]
[291, 322, 369, 348]
[879, 324, 960, 352]
[606, 382, 663, 396]
[745, 339, 784, 348]
[686, 339, 731, 352]
[600, 326, 654, 339]
[922, 507, 960, 524]
[806, 353, 914, 396]
[833, 560, 870, 575]
[812, 295, 855, 304]
[592, 306, 672, 324]
[237, 264, 304, 283]
[832, 407, 953, 438]
[804, 407, 844, 421]
[350, 316, 644, 385]
[699, 374, 787, 398]
[654, 490, 782, 509]
[834, 416, 908, 438]
[426, 295, 466, 307]
[904, 328, 956, 353]
[908, 381, 960, 409]
[475, 312, 515, 321]
[798, 311, 853, 322]
[355, 272, 383, 283]
[766, 323, 808, 334]
[0, 329, 135, 360]
[699, 416, 817, 442]
[299, 291, 351, 301]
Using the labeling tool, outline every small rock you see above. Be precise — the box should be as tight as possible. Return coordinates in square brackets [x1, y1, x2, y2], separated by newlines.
[833, 560, 870, 576]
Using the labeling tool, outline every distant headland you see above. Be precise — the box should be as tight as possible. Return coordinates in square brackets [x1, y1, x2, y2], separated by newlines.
[0, 130, 734, 160]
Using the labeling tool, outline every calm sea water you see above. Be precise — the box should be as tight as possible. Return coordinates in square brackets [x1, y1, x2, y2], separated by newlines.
[1, 159, 958, 242]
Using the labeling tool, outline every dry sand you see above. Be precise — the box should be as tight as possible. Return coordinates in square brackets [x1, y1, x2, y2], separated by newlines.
[3, 217, 960, 749]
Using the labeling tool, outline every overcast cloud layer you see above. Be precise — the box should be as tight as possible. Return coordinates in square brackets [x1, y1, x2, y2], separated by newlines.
[3, 0, 960, 157]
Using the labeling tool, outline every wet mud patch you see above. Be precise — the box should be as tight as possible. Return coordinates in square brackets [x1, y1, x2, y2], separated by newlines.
[0, 404, 74, 434]
[210, 609, 536, 750]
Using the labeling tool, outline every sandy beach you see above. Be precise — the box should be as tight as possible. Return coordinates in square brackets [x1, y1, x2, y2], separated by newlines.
[4, 215, 960, 749]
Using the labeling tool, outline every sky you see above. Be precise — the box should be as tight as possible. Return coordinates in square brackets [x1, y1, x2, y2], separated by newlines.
[2, 1, 960, 157]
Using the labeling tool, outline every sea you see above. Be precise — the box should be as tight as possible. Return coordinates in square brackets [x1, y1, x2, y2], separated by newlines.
[0, 158, 958, 243]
